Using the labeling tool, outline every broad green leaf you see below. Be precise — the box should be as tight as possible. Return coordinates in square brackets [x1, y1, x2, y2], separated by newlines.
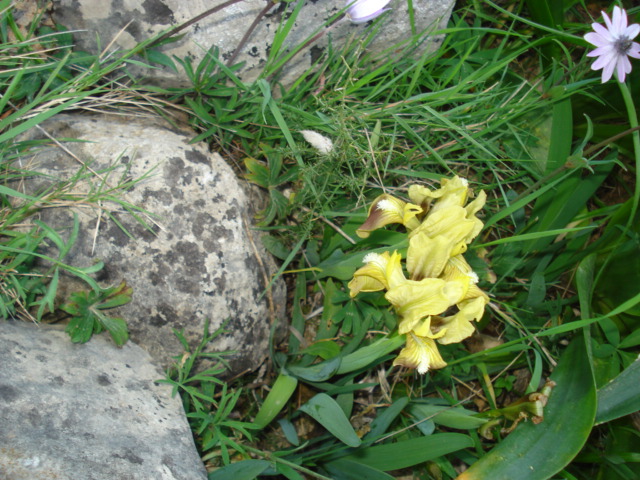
[619, 329, 640, 349]
[275, 463, 305, 480]
[254, 373, 298, 429]
[364, 396, 410, 440]
[277, 418, 299, 446]
[596, 358, 640, 425]
[299, 340, 341, 360]
[576, 253, 596, 319]
[299, 393, 361, 447]
[208, 460, 270, 480]
[337, 334, 405, 374]
[410, 403, 489, 430]
[65, 315, 96, 344]
[342, 433, 473, 471]
[525, 163, 611, 254]
[457, 336, 596, 480]
[261, 234, 291, 261]
[99, 316, 129, 346]
[524, 0, 563, 28]
[323, 458, 394, 480]
[595, 239, 640, 316]
[287, 356, 341, 382]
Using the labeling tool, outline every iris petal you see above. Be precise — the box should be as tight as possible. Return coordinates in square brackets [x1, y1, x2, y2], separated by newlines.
[355, 194, 422, 238]
[393, 333, 447, 374]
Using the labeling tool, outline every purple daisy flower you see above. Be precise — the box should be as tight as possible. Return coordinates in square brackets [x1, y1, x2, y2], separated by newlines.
[584, 6, 640, 83]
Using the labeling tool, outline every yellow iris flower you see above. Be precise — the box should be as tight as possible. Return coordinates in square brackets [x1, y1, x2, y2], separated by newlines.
[349, 176, 489, 374]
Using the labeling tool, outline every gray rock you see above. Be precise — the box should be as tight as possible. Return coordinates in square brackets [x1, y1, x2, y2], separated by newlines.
[18, 113, 284, 375]
[0, 320, 207, 480]
[50, 0, 454, 86]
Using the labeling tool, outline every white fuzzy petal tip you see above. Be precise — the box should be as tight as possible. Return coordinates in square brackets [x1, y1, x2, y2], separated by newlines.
[300, 130, 334, 155]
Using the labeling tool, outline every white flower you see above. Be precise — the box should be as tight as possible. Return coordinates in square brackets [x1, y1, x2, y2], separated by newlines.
[584, 6, 640, 83]
[346, 0, 392, 24]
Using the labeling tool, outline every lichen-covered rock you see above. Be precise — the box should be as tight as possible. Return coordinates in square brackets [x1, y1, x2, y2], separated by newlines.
[0, 320, 207, 480]
[18, 113, 285, 375]
[50, 0, 455, 86]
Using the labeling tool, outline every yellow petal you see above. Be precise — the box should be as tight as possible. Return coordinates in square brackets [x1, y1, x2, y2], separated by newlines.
[386, 278, 466, 334]
[406, 232, 455, 280]
[409, 177, 485, 244]
[441, 255, 489, 302]
[463, 190, 487, 243]
[393, 332, 447, 374]
[410, 206, 476, 245]
[441, 255, 478, 284]
[356, 194, 422, 238]
[435, 296, 487, 344]
[412, 317, 448, 338]
[348, 251, 405, 297]
[408, 176, 469, 211]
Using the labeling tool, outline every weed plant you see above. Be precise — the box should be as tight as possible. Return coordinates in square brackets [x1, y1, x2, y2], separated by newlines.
[2, 0, 640, 479]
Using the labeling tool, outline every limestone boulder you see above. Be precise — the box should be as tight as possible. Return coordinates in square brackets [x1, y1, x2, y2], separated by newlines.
[18, 113, 285, 375]
[0, 320, 207, 480]
[50, 0, 455, 86]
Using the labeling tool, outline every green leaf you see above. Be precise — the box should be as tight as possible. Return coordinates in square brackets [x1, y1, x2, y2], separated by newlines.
[364, 396, 409, 440]
[254, 373, 298, 429]
[341, 433, 473, 471]
[619, 329, 640, 349]
[457, 336, 596, 480]
[323, 458, 394, 480]
[261, 234, 291, 261]
[36, 267, 59, 320]
[410, 403, 489, 430]
[99, 316, 129, 346]
[299, 340, 341, 360]
[96, 282, 133, 309]
[65, 315, 96, 343]
[287, 356, 342, 382]
[298, 393, 362, 447]
[596, 358, 640, 425]
[244, 157, 270, 188]
[208, 460, 270, 480]
[337, 334, 405, 374]
[144, 48, 177, 71]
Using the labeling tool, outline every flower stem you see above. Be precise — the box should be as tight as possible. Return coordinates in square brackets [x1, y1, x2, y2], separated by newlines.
[618, 81, 640, 225]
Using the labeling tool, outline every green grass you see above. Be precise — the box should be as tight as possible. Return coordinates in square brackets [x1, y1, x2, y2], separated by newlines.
[2, 0, 640, 479]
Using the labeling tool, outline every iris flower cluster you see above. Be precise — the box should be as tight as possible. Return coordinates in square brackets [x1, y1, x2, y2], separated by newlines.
[348, 177, 489, 374]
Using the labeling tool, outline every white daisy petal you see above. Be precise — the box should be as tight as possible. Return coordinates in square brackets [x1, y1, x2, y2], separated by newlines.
[602, 57, 616, 83]
[602, 10, 614, 32]
[584, 32, 609, 47]
[587, 45, 614, 58]
[585, 7, 640, 83]
[626, 24, 640, 40]
[592, 23, 614, 41]
[591, 53, 613, 70]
